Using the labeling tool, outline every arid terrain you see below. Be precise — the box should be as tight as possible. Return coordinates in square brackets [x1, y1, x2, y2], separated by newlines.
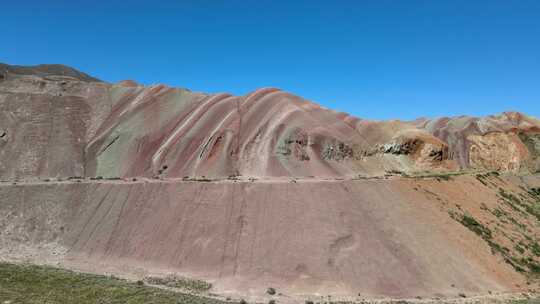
[1, 63, 540, 303]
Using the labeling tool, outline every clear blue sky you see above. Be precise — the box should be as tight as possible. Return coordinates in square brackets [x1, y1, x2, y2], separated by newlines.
[2, 1, 539, 120]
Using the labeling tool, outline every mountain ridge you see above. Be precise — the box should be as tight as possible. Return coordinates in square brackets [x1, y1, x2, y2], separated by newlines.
[2, 63, 540, 301]
[1, 62, 531, 121]
[0, 63, 538, 180]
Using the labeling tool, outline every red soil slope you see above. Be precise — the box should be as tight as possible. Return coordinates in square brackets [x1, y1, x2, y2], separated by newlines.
[2, 175, 540, 300]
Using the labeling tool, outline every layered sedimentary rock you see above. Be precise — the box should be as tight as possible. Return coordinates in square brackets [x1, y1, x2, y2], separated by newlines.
[1, 64, 539, 180]
[1, 63, 540, 301]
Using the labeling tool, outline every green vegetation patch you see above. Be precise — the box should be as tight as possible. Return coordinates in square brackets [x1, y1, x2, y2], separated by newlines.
[497, 188, 540, 220]
[529, 188, 540, 198]
[449, 211, 526, 272]
[144, 275, 212, 292]
[0, 262, 229, 304]
[407, 171, 471, 181]
[476, 174, 489, 186]
[510, 298, 540, 304]
[182, 176, 213, 182]
[438, 179, 540, 282]
[475, 171, 500, 187]
[491, 207, 507, 218]
[531, 242, 540, 257]
[457, 213, 493, 239]
[499, 189, 525, 208]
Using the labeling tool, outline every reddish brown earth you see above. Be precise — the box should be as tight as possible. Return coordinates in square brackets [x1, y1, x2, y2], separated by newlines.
[1, 63, 540, 302]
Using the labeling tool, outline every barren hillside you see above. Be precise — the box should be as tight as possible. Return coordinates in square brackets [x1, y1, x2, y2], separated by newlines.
[1, 63, 540, 302]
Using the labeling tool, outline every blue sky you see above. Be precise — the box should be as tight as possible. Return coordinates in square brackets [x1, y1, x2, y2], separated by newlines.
[2, 0, 539, 120]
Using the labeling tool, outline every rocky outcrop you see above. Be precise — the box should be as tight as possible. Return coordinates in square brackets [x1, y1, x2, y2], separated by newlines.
[519, 132, 540, 173]
[418, 113, 540, 173]
[468, 132, 527, 172]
